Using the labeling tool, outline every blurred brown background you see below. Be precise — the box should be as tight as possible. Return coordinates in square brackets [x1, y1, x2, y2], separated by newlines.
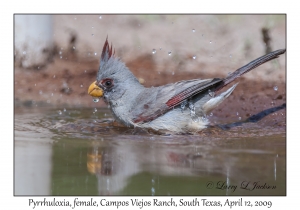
[14, 15, 286, 110]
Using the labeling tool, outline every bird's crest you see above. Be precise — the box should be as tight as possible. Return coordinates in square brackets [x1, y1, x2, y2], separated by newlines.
[101, 37, 115, 62]
[97, 37, 116, 79]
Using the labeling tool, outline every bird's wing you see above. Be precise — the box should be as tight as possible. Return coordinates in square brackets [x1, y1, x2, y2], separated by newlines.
[130, 78, 222, 123]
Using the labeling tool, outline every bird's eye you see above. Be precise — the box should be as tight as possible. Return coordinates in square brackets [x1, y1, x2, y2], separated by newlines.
[102, 78, 113, 88]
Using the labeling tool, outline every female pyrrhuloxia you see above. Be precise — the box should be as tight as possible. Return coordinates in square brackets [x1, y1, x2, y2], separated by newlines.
[88, 39, 285, 134]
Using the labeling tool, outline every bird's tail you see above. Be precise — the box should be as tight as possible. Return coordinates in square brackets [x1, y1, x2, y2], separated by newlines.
[215, 49, 286, 92]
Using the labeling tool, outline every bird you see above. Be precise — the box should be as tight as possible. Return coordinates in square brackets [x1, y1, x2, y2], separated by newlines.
[88, 38, 285, 134]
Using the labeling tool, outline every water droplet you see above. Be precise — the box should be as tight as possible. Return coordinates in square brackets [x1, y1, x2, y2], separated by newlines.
[94, 108, 97, 112]
[274, 86, 278, 91]
[158, 71, 161, 74]
[152, 49, 156, 54]
[188, 102, 199, 122]
[51, 93, 53, 96]
[202, 34, 204, 37]
[74, 17, 77, 20]
[151, 187, 155, 195]
[159, 48, 162, 50]
[138, 24, 140, 27]
[93, 97, 99, 103]
[94, 52, 97, 56]
[172, 71, 175, 75]
[59, 51, 62, 55]
[152, 179, 155, 184]
[39, 90, 43, 95]
[99, 16, 102, 19]
[63, 108, 66, 112]
[53, 75, 56, 78]
[168, 51, 172, 56]
[72, 46, 76, 50]
[84, 70, 87, 73]
[150, 137, 155, 140]
[208, 90, 215, 97]
[209, 112, 213, 117]
[236, 112, 239, 116]
[58, 110, 62, 115]
[112, 89, 115, 93]
[34, 84, 36, 86]
[181, 100, 187, 112]
[80, 84, 83, 88]
[22, 51, 26, 55]
[229, 54, 232, 58]
[209, 40, 212, 44]
[91, 34, 94, 36]
[238, 117, 241, 120]
[192, 55, 196, 60]
[192, 29, 196, 32]
[91, 26, 94, 29]
[60, 56, 62, 59]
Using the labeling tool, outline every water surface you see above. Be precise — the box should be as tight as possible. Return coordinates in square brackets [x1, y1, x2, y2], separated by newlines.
[14, 107, 286, 195]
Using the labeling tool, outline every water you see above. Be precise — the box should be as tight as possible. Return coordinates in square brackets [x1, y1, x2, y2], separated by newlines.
[14, 107, 286, 196]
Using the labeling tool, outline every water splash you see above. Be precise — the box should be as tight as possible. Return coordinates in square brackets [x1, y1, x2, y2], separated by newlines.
[208, 90, 215, 97]
[188, 102, 199, 122]
[93, 98, 100, 103]
[181, 100, 188, 112]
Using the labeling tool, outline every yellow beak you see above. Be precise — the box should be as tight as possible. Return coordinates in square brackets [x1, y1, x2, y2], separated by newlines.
[88, 81, 104, 97]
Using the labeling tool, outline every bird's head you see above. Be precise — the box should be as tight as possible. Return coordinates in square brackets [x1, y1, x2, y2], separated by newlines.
[88, 38, 142, 103]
